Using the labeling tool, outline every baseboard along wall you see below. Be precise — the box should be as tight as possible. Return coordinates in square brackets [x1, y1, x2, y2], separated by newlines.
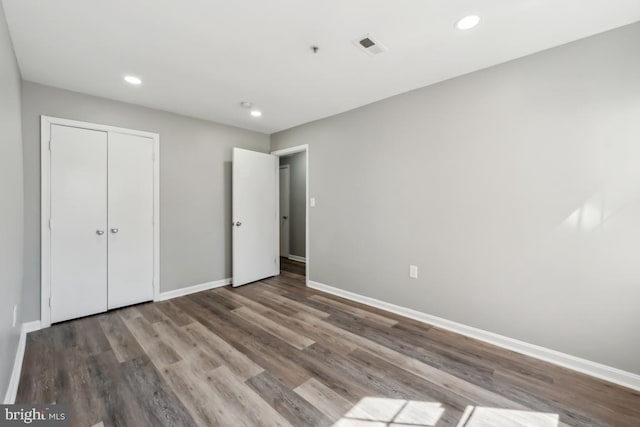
[156, 278, 231, 301]
[4, 321, 42, 404]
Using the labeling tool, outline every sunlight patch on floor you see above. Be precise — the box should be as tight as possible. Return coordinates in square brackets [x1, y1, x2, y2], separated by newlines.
[331, 398, 560, 427]
[332, 397, 444, 427]
[457, 405, 559, 427]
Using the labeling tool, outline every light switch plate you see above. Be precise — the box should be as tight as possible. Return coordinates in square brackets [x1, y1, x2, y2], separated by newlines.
[409, 265, 418, 279]
[310, 197, 316, 207]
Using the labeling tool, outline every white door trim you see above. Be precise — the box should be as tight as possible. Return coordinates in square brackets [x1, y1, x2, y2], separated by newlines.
[40, 115, 160, 327]
[271, 144, 309, 286]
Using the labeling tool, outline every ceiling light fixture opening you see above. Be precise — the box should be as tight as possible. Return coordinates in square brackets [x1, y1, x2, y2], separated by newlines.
[456, 15, 480, 30]
[250, 110, 262, 117]
[124, 75, 142, 85]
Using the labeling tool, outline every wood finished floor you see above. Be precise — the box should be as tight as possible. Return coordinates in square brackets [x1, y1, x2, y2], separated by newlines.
[17, 260, 640, 427]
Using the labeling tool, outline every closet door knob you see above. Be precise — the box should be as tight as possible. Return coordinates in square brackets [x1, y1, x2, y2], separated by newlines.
[110, 228, 119, 234]
[96, 230, 105, 235]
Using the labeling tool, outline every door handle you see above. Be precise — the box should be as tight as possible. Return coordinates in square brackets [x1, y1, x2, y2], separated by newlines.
[235, 221, 242, 227]
[282, 216, 288, 220]
[110, 228, 119, 234]
[96, 230, 105, 235]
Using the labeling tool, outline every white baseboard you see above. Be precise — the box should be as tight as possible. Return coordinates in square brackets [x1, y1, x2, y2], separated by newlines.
[308, 280, 640, 392]
[155, 278, 231, 301]
[4, 320, 42, 404]
[288, 255, 306, 263]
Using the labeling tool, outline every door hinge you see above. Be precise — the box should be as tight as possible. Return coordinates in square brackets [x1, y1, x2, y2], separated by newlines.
[48, 139, 52, 151]
[48, 297, 51, 308]
[48, 218, 52, 230]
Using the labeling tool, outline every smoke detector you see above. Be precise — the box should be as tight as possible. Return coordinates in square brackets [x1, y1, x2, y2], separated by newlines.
[353, 34, 387, 56]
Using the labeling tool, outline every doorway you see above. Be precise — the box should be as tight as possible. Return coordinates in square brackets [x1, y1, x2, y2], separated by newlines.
[272, 145, 309, 283]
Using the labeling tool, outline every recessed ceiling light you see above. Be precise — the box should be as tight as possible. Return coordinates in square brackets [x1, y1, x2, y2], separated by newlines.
[250, 110, 262, 117]
[456, 15, 480, 30]
[124, 75, 142, 85]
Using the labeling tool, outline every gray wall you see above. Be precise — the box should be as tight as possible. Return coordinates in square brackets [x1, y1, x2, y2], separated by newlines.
[0, 2, 24, 401]
[272, 23, 640, 374]
[280, 152, 306, 258]
[21, 82, 270, 321]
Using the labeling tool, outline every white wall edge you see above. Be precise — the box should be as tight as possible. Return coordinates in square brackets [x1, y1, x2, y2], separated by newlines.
[155, 278, 231, 302]
[288, 255, 306, 263]
[308, 280, 640, 392]
[4, 321, 42, 404]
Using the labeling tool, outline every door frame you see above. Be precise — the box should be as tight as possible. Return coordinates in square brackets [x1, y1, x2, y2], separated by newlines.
[40, 116, 160, 327]
[279, 164, 290, 257]
[271, 144, 309, 286]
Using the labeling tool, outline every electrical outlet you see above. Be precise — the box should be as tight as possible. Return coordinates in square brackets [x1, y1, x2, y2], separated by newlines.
[409, 265, 418, 279]
[13, 305, 17, 327]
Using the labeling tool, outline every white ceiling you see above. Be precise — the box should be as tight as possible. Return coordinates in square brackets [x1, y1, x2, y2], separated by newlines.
[3, 0, 640, 134]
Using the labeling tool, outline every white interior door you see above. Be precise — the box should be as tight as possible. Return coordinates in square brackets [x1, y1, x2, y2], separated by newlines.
[279, 165, 290, 257]
[108, 132, 155, 309]
[50, 125, 108, 323]
[232, 148, 278, 286]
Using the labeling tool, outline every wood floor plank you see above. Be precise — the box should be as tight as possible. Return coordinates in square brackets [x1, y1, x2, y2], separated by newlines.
[173, 295, 310, 388]
[86, 351, 154, 427]
[136, 303, 165, 323]
[309, 294, 398, 327]
[161, 360, 231, 426]
[97, 314, 145, 363]
[50, 322, 78, 351]
[280, 257, 306, 276]
[260, 288, 331, 318]
[214, 287, 273, 313]
[292, 311, 535, 413]
[53, 347, 105, 427]
[15, 332, 55, 404]
[183, 321, 263, 381]
[247, 371, 331, 427]
[120, 356, 197, 427]
[73, 316, 112, 356]
[153, 299, 195, 327]
[258, 304, 358, 356]
[294, 377, 354, 421]
[326, 311, 496, 386]
[234, 287, 300, 316]
[15, 260, 639, 427]
[120, 315, 182, 367]
[152, 318, 219, 374]
[208, 365, 293, 427]
[116, 305, 143, 322]
[233, 305, 315, 350]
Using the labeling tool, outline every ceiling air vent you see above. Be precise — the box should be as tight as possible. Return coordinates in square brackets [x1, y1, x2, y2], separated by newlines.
[354, 34, 387, 56]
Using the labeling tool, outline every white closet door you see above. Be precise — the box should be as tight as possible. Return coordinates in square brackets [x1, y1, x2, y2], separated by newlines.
[50, 125, 108, 323]
[107, 132, 155, 309]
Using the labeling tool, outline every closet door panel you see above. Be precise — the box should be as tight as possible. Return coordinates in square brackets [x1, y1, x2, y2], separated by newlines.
[50, 125, 108, 323]
[108, 132, 155, 309]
